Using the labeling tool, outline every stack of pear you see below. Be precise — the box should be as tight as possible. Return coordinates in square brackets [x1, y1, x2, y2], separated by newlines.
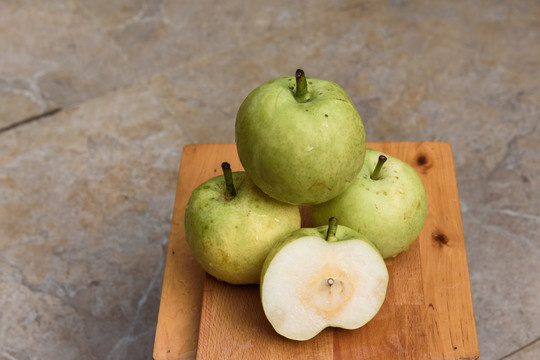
[184, 69, 427, 341]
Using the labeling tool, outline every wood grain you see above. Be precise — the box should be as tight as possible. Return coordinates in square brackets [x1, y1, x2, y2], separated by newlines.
[153, 142, 479, 360]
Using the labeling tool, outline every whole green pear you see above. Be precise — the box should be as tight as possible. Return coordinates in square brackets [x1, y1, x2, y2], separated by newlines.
[185, 163, 301, 284]
[235, 69, 366, 205]
[311, 149, 427, 258]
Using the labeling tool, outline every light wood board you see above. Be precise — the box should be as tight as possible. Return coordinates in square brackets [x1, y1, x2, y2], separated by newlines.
[153, 142, 479, 360]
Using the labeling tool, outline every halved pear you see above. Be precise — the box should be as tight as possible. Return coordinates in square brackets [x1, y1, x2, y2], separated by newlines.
[260, 218, 389, 341]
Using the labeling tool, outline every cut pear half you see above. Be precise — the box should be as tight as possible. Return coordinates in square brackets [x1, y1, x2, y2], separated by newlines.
[261, 234, 388, 341]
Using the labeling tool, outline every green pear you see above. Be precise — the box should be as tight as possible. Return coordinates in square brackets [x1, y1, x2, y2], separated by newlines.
[260, 218, 388, 341]
[235, 69, 366, 205]
[184, 162, 301, 284]
[311, 149, 427, 259]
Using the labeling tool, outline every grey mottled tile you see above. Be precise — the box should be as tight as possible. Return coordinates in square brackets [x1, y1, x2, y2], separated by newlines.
[0, 82, 187, 359]
[504, 338, 540, 360]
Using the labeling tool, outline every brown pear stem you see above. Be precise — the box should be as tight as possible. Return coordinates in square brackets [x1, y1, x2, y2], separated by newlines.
[222, 162, 236, 200]
[371, 155, 387, 180]
[326, 217, 338, 242]
[294, 69, 311, 103]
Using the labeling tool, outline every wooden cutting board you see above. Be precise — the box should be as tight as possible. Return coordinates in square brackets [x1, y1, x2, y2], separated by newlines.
[153, 142, 479, 360]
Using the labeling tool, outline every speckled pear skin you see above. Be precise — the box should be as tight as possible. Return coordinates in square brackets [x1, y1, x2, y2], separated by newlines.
[311, 149, 427, 259]
[235, 76, 366, 205]
[184, 171, 301, 284]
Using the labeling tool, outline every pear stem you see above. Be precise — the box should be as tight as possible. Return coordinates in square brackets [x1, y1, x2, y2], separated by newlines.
[294, 69, 311, 103]
[371, 155, 387, 180]
[221, 162, 236, 201]
[326, 217, 338, 242]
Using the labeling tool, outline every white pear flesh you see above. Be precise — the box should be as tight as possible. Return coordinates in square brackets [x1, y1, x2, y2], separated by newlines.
[261, 234, 388, 341]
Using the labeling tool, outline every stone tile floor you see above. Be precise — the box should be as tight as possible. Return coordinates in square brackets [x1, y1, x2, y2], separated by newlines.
[0, 1, 538, 359]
